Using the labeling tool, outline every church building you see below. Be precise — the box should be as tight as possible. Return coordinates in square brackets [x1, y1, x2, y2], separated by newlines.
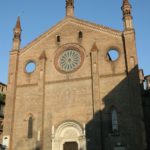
[3, 0, 147, 150]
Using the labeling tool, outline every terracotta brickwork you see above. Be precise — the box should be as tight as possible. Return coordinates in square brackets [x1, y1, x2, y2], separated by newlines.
[3, 1, 147, 150]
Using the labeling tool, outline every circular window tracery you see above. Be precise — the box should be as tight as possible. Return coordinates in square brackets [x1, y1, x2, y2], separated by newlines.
[107, 49, 119, 61]
[25, 61, 36, 73]
[55, 44, 84, 74]
[59, 49, 81, 72]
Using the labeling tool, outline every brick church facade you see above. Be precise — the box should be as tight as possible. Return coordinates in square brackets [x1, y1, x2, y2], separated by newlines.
[2, 0, 147, 150]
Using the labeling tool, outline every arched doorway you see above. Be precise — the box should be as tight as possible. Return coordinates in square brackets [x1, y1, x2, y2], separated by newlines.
[52, 121, 86, 150]
[63, 142, 78, 150]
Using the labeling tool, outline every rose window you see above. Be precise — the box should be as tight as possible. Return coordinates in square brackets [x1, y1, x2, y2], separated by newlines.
[59, 49, 81, 72]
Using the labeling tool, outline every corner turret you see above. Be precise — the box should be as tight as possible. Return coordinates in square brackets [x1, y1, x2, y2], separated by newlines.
[12, 16, 22, 50]
[121, 0, 133, 30]
[66, 0, 74, 17]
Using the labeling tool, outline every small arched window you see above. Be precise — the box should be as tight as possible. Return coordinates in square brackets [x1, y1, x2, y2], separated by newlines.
[0, 120, 3, 131]
[79, 31, 83, 39]
[1, 87, 4, 92]
[57, 35, 60, 42]
[111, 108, 118, 133]
[28, 116, 33, 138]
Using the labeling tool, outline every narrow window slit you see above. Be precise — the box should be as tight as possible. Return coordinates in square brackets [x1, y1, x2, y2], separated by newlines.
[57, 35, 60, 42]
[79, 31, 83, 39]
[28, 116, 33, 138]
[111, 109, 119, 134]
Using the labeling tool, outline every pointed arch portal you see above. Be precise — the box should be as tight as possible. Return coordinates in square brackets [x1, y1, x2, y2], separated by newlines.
[52, 121, 86, 150]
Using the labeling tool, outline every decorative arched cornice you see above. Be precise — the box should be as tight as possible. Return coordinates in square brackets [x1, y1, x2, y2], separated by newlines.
[55, 120, 83, 137]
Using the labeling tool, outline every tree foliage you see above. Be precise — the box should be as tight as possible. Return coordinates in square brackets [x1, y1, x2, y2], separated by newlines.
[0, 93, 5, 103]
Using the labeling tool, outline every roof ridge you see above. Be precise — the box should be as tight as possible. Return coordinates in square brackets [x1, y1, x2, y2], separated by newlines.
[71, 17, 122, 34]
[20, 17, 122, 54]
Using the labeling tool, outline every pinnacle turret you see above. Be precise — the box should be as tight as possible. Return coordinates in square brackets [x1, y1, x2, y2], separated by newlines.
[121, 0, 133, 30]
[12, 16, 22, 50]
[66, 0, 74, 17]
[123, 0, 130, 6]
[15, 16, 21, 30]
[14, 16, 21, 36]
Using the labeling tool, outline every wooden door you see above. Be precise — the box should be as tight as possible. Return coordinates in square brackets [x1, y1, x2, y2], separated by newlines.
[63, 142, 78, 150]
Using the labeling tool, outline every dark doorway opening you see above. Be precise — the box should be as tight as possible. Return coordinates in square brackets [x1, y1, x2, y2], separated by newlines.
[63, 142, 78, 150]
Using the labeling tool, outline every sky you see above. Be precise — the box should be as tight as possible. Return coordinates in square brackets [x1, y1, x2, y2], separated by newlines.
[0, 0, 150, 84]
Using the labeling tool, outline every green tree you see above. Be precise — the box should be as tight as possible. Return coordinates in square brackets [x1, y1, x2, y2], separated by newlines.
[0, 93, 5, 104]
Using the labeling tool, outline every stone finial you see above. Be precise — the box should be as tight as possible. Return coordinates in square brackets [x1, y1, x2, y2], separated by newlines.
[12, 16, 22, 50]
[66, 0, 74, 7]
[66, 0, 74, 17]
[122, 0, 132, 16]
[123, 0, 130, 6]
[121, 0, 133, 30]
[13, 16, 22, 40]
[15, 16, 21, 30]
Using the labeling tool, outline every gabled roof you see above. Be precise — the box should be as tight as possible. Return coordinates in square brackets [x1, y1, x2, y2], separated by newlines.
[20, 17, 122, 53]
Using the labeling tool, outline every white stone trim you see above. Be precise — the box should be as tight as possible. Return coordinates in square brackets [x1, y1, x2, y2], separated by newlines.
[52, 121, 86, 150]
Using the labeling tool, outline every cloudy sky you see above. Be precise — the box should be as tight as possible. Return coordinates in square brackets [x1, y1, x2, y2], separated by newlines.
[0, 0, 150, 83]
